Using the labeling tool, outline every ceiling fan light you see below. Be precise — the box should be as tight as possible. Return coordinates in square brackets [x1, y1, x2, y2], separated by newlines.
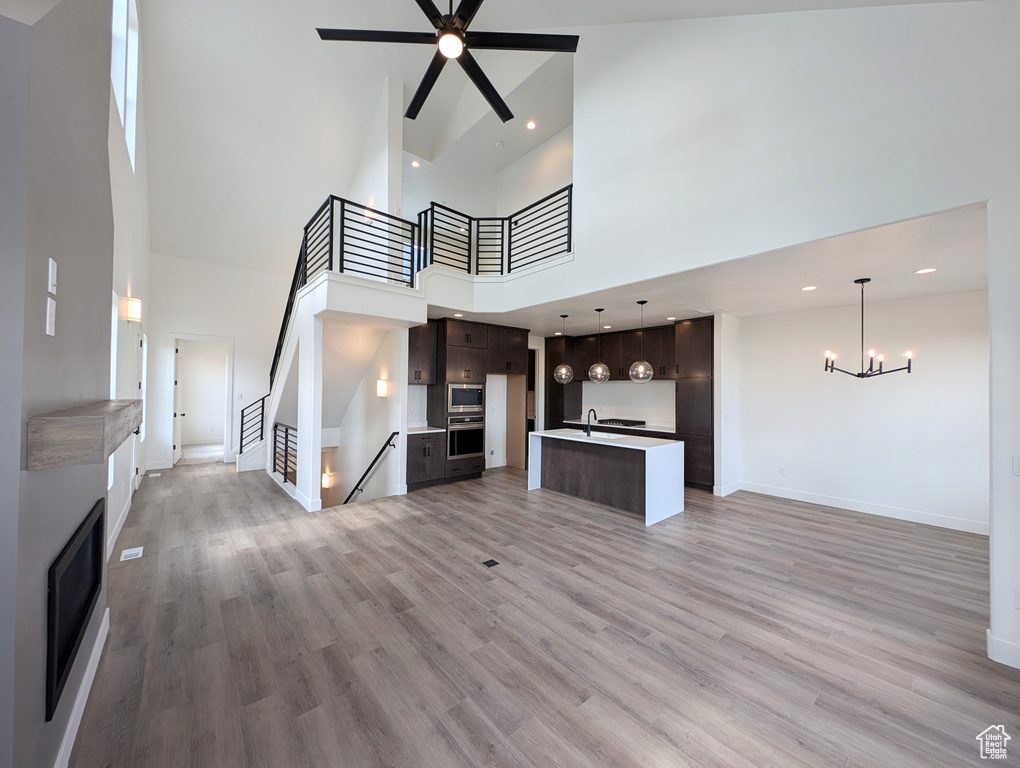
[438, 32, 464, 59]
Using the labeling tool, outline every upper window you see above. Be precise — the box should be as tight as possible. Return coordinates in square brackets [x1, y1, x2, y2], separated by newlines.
[111, 0, 139, 170]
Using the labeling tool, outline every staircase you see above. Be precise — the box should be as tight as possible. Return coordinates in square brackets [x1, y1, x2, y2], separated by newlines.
[234, 186, 574, 509]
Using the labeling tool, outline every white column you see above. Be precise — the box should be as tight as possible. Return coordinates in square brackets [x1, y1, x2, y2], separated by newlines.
[713, 314, 741, 497]
[988, 188, 1020, 669]
[295, 311, 323, 512]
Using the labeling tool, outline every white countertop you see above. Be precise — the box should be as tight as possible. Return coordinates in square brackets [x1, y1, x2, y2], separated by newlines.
[407, 426, 446, 435]
[563, 419, 676, 435]
[533, 428, 680, 451]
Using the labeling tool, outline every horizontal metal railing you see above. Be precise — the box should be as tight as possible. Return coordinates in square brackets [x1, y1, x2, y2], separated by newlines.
[508, 185, 572, 273]
[343, 431, 398, 504]
[273, 423, 298, 484]
[335, 197, 416, 286]
[414, 184, 572, 277]
[238, 395, 268, 454]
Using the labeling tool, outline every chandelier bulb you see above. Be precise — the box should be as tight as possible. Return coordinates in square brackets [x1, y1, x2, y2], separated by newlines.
[868, 349, 876, 358]
[905, 350, 913, 359]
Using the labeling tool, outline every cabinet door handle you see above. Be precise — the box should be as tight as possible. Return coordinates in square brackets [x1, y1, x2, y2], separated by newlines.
[427, 445, 430, 456]
[676, 364, 679, 374]
[423, 446, 427, 457]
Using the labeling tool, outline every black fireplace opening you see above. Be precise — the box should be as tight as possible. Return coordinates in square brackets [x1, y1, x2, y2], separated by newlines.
[46, 498, 104, 722]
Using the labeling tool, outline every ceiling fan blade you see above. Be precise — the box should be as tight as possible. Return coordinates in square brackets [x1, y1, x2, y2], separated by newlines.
[457, 49, 513, 123]
[413, 0, 446, 29]
[465, 31, 579, 53]
[452, 0, 485, 30]
[405, 50, 449, 120]
[317, 29, 437, 45]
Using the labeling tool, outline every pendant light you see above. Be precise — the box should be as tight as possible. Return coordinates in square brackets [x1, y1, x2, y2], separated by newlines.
[553, 315, 574, 384]
[629, 300, 653, 384]
[588, 308, 610, 384]
[824, 278, 913, 378]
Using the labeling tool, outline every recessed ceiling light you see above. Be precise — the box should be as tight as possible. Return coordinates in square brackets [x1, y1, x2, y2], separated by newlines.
[526, 120, 537, 130]
[802, 285, 817, 292]
[914, 267, 937, 274]
[603, 325, 612, 329]
[411, 160, 420, 168]
[666, 316, 677, 321]
[453, 313, 464, 318]
[554, 331, 562, 336]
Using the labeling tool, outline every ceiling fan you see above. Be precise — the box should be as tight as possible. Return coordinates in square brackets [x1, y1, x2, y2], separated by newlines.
[317, 0, 579, 123]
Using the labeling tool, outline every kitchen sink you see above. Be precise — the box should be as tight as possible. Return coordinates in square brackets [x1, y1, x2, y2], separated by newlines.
[565, 430, 627, 440]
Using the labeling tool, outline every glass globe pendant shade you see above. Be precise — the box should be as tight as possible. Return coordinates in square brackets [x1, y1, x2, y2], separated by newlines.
[553, 363, 574, 384]
[629, 360, 653, 383]
[588, 362, 611, 384]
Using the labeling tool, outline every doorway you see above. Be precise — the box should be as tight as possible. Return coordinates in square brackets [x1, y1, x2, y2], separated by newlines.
[173, 339, 230, 465]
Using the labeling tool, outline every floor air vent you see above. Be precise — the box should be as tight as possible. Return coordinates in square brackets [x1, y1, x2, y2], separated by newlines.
[482, 560, 499, 568]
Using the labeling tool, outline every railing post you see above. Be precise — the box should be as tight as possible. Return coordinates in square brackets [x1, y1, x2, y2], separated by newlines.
[336, 199, 344, 274]
[469, 216, 476, 275]
[566, 184, 573, 254]
[507, 215, 513, 274]
[429, 205, 436, 269]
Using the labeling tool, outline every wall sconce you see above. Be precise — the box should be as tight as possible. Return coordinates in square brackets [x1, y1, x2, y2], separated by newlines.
[376, 379, 389, 397]
[321, 472, 332, 489]
[120, 297, 142, 323]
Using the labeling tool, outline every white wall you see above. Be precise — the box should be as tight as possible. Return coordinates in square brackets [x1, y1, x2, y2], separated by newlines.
[739, 291, 989, 533]
[495, 125, 573, 218]
[178, 340, 228, 444]
[147, 253, 289, 468]
[714, 314, 741, 496]
[0, 16, 29, 768]
[347, 77, 402, 217]
[485, 375, 508, 469]
[335, 329, 406, 503]
[581, 380, 675, 430]
[402, 150, 497, 222]
[408, 384, 428, 428]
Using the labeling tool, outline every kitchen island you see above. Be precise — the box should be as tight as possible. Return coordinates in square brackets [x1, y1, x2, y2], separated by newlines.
[528, 429, 684, 525]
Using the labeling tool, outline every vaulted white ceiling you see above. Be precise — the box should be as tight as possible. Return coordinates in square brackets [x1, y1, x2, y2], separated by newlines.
[137, 0, 974, 277]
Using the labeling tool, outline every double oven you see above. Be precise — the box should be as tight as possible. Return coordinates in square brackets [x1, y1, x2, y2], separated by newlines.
[447, 384, 484, 459]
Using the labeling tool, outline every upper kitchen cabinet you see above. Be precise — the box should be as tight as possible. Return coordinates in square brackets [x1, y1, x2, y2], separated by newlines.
[487, 326, 530, 375]
[446, 345, 487, 383]
[573, 335, 599, 375]
[407, 321, 437, 385]
[445, 319, 487, 349]
[507, 329, 529, 375]
[675, 318, 714, 378]
[643, 326, 676, 380]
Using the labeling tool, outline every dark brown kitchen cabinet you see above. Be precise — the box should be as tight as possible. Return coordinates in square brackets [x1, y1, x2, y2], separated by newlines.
[544, 336, 581, 429]
[407, 321, 437, 384]
[445, 319, 487, 349]
[573, 335, 599, 374]
[675, 318, 713, 378]
[407, 432, 446, 485]
[507, 329, 529, 374]
[487, 327, 509, 374]
[446, 345, 487, 382]
[677, 434, 714, 487]
[675, 377, 713, 437]
[643, 326, 676, 379]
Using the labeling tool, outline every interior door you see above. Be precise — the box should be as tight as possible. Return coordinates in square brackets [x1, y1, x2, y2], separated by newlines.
[172, 343, 183, 465]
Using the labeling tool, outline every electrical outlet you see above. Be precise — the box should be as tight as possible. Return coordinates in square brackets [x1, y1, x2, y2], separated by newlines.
[48, 258, 58, 294]
[1015, 588, 1020, 611]
[237, 393, 243, 401]
[490, 449, 495, 456]
[1013, 454, 1020, 477]
[778, 466, 786, 476]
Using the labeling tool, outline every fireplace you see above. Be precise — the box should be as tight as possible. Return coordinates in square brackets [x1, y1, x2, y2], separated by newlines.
[46, 498, 104, 722]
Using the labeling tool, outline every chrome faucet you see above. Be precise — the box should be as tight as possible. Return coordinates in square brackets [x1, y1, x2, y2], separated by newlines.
[585, 409, 597, 437]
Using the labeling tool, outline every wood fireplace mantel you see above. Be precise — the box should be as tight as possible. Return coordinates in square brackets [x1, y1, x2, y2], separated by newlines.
[27, 399, 143, 471]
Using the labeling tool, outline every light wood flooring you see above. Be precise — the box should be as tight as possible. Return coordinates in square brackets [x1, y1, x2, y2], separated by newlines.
[70, 463, 1020, 767]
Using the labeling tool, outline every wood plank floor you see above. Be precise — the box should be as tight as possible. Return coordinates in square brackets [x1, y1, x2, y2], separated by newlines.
[70, 463, 1020, 768]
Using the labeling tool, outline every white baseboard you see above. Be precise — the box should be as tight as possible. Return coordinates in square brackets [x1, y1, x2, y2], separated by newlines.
[54, 607, 109, 768]
[988, 630, 1020, 670]
[713, 481, 741, 497]
[738, 482, 989, 535]
[106, 495, 132, 562]
[295, 486, 322, 513]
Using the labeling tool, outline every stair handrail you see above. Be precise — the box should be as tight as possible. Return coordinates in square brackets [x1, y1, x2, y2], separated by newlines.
[238, 394, 268, 454]
[343, 431, 399, 505]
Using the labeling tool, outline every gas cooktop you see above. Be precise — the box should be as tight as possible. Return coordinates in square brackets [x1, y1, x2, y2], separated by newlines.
[598, 418, 646, 427]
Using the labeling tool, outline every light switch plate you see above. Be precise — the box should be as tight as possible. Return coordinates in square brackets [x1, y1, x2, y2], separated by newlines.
[1015, 587, 1020, 611]
[48, 258, 57, 294]
[45, 298, 56, 336]
[1013, 454, 1020, 477]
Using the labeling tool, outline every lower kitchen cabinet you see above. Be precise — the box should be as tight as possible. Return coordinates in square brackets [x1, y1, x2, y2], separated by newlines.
[445, 455, 485, 478]
[407, 433, 446, 485]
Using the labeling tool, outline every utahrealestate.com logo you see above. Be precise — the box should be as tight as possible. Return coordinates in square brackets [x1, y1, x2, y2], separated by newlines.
[976, 725, 1011, 760]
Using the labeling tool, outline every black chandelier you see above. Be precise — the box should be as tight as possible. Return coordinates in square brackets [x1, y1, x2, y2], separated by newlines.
[824, 278, 913, 379]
